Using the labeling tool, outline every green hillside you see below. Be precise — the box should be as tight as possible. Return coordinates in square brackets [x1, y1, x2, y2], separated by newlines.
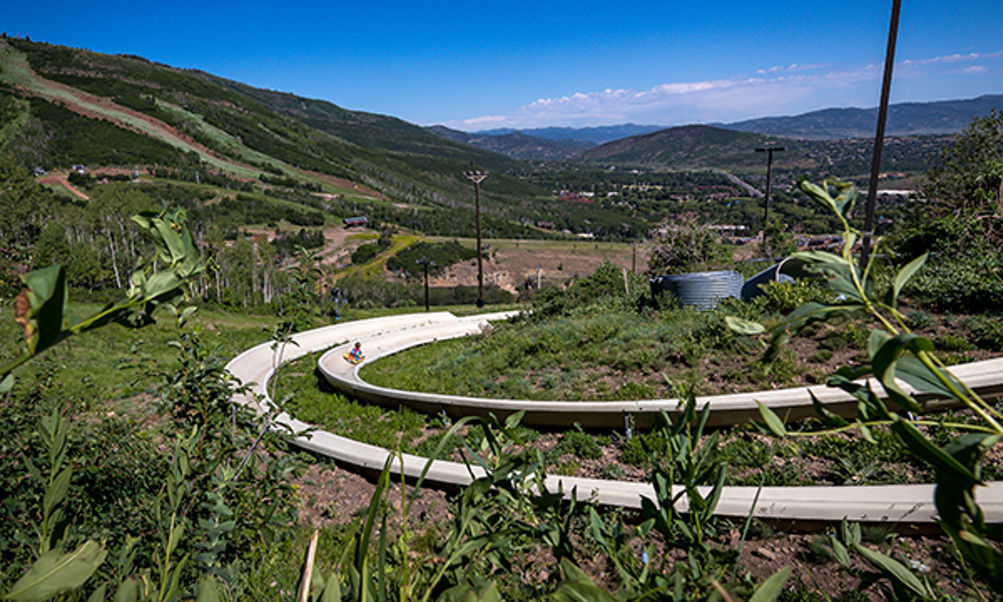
[724, 93, 1003, 139]
[575, 124, 950, 175]
[0, 38, 555, 239]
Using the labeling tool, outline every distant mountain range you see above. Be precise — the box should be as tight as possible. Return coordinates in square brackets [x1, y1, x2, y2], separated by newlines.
[575, 124, 952, 174]
[721, 94, 1003, 139]
[425, 126, 594, 161]
[429, 94, 1001, 161]
[478, 124, 665, 144]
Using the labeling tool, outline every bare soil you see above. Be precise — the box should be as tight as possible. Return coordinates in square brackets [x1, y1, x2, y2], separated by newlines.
[37, 171, 89, 200]
[290, 458, 976, 599]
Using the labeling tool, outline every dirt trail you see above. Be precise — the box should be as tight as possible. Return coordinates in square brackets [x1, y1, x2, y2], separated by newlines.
[0, 42, 256, 177]
[37, 172, 89, 200]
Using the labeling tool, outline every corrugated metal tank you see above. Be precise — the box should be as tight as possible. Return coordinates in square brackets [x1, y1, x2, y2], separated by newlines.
[649, 270, 744, 310]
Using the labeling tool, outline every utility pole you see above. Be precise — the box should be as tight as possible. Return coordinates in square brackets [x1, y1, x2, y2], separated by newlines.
[861, 0, 902, 267]
[418, 256, 433, 311]
[463, 170, 489, 308]
[755, 146, 785, 231]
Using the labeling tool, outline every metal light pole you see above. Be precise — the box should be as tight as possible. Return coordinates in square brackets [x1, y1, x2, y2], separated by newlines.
[463, 170, 488, 308]
[755, 146, 785, 231]
[418, 256, 433, 312]
[861, 0, 902, 267]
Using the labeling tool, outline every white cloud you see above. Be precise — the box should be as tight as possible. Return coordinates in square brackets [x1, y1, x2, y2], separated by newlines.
[900, 50, 1003, 66]
[446, 50, 1003, 131]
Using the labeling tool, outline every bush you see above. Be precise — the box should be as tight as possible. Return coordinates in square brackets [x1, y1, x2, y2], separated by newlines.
[531, 261, 643, 319]
[758, 279, 830, 314]
[647, 213, 728, 274]
[961, 314, 1003, 349]
[350, 242, 382, 264]
[386, 240, 477, 279]
[554, 428, 603, 460]
[906, 253, 1003, 312]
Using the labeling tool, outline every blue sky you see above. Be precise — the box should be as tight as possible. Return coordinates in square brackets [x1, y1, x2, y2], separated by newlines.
[4, 1, 1002, 130]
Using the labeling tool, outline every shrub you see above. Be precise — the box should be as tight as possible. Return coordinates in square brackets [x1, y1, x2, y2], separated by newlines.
[647, 213, 728, 274]
[962, 314, 1003, 349]
[386, 240, 477, 279]
[759, 279, 830, 314]
[554, 428, 603, 460]
[906, 253, 1003, 312]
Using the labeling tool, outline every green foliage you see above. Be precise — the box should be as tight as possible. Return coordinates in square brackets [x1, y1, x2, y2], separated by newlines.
[904, 251, 1003, 312]
[385, 240, 477, 278]
[531, 260, 644, 320]
[0, 209, 213, 600]
[154, 311, 302, 582]
[554, 428, 603, 460]
[271, 228, 326, 258]
[0, 152, 49, 297]
[745, 177, 1003, 597]
[961, 314, 1003, 349]
[758, 279, 831, 314]
[925, 109, 1003, 218]
[761, 220, 799, 259]
[647, 213, 729, 274]
[7, 96, 185, 168]
[584, 398, 778, 600]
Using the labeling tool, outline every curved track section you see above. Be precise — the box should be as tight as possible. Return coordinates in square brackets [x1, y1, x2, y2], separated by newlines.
[226, 312, 1003, 525]
[318, 315, 1003, 429]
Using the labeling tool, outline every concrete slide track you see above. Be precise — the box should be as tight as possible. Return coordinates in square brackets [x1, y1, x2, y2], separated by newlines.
[225, 312, 1003, 526]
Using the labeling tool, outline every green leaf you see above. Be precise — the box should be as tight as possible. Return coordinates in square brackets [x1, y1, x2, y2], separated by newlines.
[870, 333, 929, 413]
[895, 355, 962, 400]
[86, 584, 106, 602]
[830, 179, 858, 219]
[770, 303, 859, 348]
[196, 575, 220, 602]
[749, 566, 791, 602]
[42, 467, 72, 518]
[853, 544, 931, 598]
[320, 572, 342, 602]
[435, 582, 503, 602]
[21, 265, 67, 355]
[725, 316, 766, 335]
[112, 577, 139, 602]
[808, 390, 849, 427]
[553, 559, 617, 602]
[889, 418, 979, 484]
[840, 520, 861, 546]
[830, 537, 851, 568]
[0, 373, 13, 394]
[141, 270, 183, 301]
[756, 401, 787, 437]
[4, 540, 106, 600]
[891, 252, 928, 308]
[799, 179, 839, 215]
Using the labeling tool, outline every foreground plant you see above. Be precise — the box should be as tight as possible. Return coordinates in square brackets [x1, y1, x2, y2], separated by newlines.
[730, 178, 1003, 595]
[1, 208, 227, 600]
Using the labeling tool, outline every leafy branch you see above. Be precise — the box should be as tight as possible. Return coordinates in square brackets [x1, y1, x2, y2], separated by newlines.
[729, 178, 1003, 593]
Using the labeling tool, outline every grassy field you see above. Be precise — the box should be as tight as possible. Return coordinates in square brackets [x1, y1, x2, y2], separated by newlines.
[0, 301, 282, 406]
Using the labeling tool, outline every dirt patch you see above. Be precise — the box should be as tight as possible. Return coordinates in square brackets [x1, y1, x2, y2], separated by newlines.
[299, 169, 383, 200]
[426, 242, 648, 294]
[295, 460, 450, 530]
[290, 455, 971, 598]
[37, 172, 89, 200]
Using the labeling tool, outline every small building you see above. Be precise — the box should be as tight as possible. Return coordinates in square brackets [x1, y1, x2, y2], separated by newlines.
[343, 216, 368, 228]
[72, 164, 86, 175]
[34, 166, 47, 176]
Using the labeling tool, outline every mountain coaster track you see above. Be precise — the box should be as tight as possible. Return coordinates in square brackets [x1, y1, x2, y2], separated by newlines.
[225, 312, 1003, 527]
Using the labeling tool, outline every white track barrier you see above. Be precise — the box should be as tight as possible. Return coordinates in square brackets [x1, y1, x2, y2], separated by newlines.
[226, 312, 1003, 524]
